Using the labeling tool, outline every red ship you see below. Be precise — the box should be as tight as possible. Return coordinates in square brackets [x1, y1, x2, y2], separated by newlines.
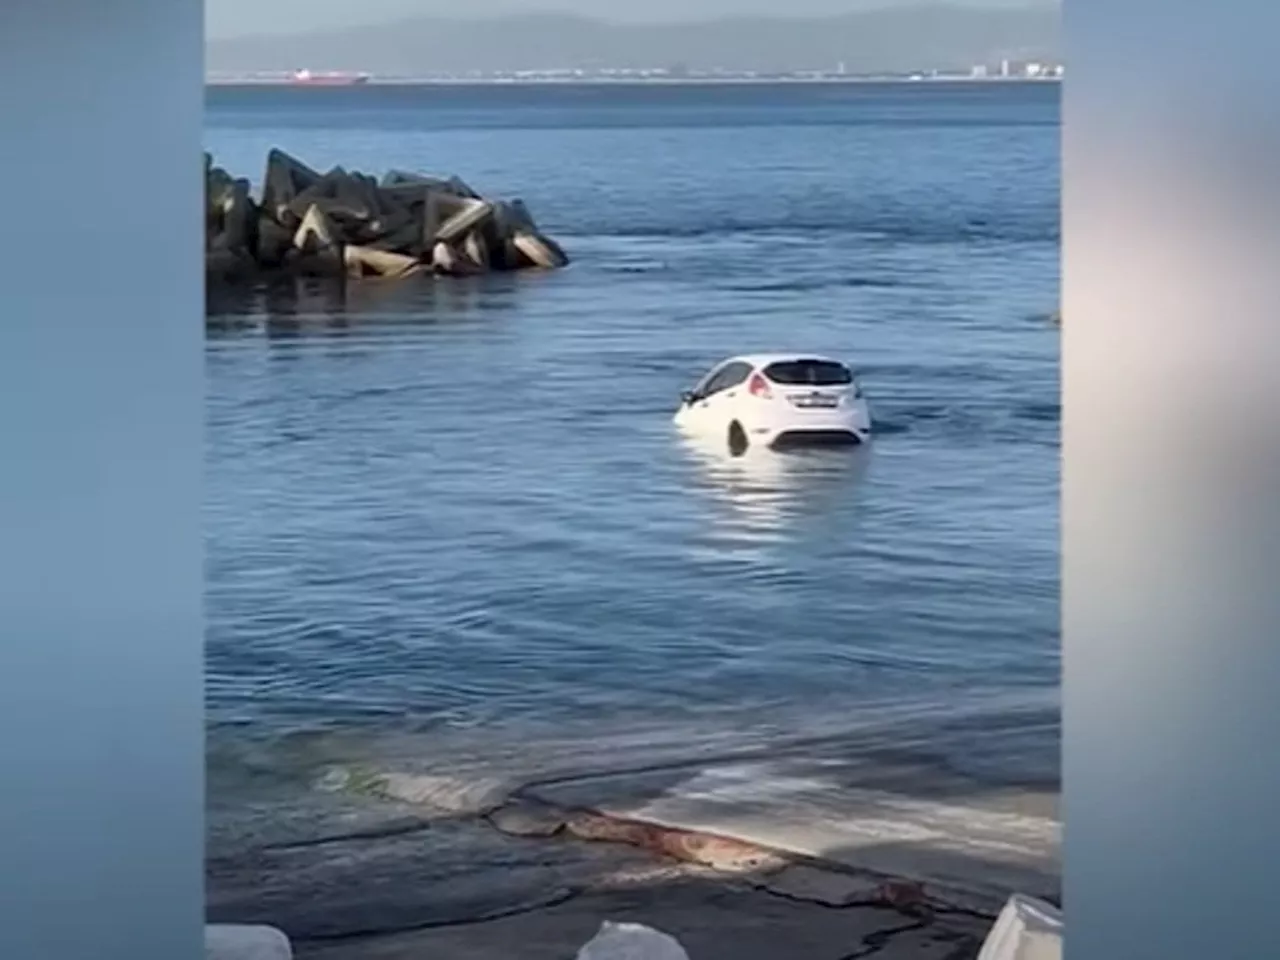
[289, 69, 370, 86]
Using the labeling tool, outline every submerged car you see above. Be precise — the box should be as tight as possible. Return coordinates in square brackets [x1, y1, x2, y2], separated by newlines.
[673, 353, 872, 454]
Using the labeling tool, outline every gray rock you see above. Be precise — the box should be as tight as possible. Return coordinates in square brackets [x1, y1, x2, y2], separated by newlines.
[205, 924, 292, 960]
[576, 922, 690, 960]
[487, 800, 568, 838]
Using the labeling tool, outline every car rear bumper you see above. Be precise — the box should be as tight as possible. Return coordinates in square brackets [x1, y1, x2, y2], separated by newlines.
[749, 406, 872, 448]
[767, 427, 867, 449]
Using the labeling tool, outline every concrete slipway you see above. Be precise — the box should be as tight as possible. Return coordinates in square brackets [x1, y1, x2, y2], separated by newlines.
[207, 686, 1059, 958]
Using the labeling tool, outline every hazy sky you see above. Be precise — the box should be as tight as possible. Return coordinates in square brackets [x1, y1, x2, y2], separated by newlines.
[206, 0, 1053, 39]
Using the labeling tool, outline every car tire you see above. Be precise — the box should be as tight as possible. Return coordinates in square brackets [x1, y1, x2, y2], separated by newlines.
[727, 421, 749, 457]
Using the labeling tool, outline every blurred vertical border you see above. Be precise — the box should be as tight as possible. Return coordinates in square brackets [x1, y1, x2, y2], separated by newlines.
[0, 1, 204, 958]
[1065, 0, 1280, 955]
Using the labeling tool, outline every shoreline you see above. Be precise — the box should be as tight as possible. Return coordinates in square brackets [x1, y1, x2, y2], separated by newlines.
[208, 690, 1059, 956]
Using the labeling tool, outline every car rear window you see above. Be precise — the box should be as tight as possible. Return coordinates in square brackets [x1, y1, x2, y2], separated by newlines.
[763, 360, 853, 386]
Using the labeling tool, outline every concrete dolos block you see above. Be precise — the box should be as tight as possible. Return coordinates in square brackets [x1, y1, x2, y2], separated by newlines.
[431, 241, 482, 276]
[293, 204, 338, 253]
[381, 169, 452, 190]
[344, 245, 427, 279]
[513, 231, 569, 269]
[287, 205, 343, 276]
[446, 174, 481, 199]
[205, 924, 293, 960]
[508, 198, 537, 227]
[221, 179, 255, 254]
[435, 198, 494, 244]
[260, 149, 322, 227]
[463, 230, 491, 270]
[976, 894, 1062, 960]
[206, 247, 250, 280]
[206, 150, 568, 285]
[254, 214, 294, 267]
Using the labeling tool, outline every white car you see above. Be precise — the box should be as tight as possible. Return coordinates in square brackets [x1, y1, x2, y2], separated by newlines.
[673, 353, 872, 454]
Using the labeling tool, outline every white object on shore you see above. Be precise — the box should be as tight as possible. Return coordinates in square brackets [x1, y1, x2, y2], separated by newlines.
[205, 924, 293, 960]
[576, 921, 691, 960]
[976, 894, 1062, 960]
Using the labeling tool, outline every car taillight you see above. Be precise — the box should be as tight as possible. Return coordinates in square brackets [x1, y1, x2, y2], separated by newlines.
[748, 373, 772, 399]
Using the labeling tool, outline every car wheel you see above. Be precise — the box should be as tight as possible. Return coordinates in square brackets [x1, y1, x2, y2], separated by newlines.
[727, 421, 749, 457]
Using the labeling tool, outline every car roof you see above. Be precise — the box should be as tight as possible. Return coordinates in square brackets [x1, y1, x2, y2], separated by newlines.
[718, 353, 846, 369]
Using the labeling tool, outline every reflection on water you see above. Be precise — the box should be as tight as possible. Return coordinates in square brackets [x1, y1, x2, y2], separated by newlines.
[206, 273, 533, 338]
[678, 432, 874, 548]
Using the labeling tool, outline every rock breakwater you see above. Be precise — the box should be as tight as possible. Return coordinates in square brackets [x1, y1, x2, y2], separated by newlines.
[205, 149, 568, 283]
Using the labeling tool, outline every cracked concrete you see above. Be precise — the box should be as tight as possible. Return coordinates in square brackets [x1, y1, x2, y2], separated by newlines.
[209, 785, 998, 959]
[207, 693, 1057, 958]
[293, 874, 991, 960]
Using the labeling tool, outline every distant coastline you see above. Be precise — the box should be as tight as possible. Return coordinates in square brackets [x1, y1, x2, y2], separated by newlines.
[205, 75, 1061, 88]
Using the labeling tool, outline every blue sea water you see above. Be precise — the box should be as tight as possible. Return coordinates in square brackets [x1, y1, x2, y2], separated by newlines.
[204, 82, 1059, 773]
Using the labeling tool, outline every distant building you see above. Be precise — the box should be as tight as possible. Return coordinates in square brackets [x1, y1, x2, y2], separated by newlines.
[971, 64, 988, 78]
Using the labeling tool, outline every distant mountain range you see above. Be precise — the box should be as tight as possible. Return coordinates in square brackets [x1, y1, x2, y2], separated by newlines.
[205, 7, 1061, 76]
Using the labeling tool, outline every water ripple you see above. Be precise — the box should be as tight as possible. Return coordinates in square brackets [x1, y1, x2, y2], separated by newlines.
[205, 82, 1059, 745]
